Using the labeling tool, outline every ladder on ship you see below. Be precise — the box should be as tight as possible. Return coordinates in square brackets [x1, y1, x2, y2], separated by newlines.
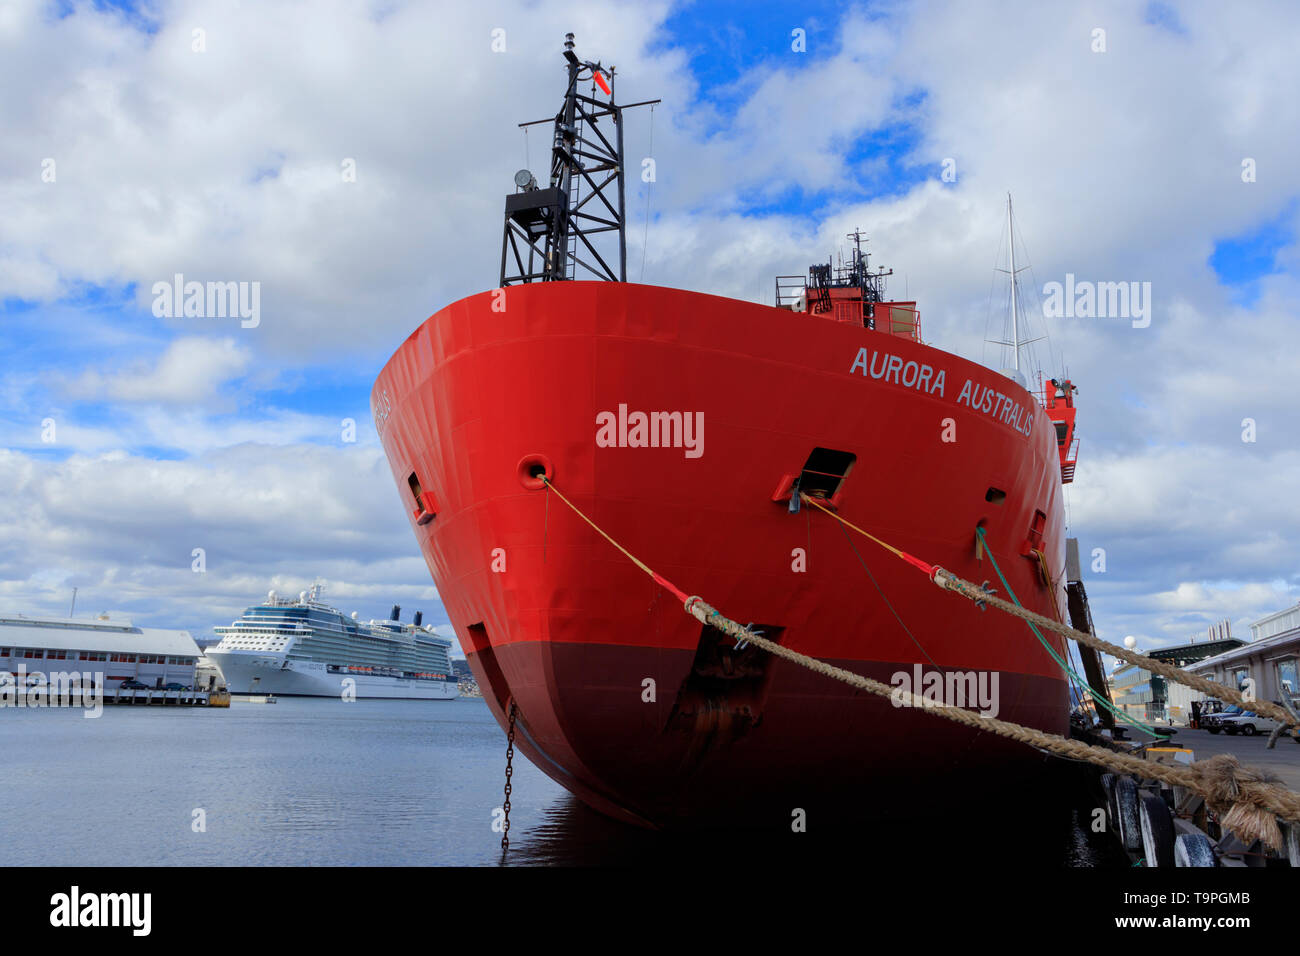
[565, 134, 582, 280]
[808, 264, 832, 314]
[563, 78, 591, 280]
[1065, 538, 1115, 731]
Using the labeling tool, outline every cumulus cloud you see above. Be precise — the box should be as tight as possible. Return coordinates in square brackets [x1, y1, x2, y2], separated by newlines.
[0, 0, 1298, 656]
[0, 444, 439, 639]
[63, 335, 251, 404]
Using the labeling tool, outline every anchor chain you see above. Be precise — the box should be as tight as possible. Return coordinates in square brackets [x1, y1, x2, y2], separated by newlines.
[500, 699, 517, 852]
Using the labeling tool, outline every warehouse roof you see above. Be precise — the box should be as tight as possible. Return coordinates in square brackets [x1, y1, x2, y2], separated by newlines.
[1187, 627, 1300, 672]
[0, 615, 199, 657]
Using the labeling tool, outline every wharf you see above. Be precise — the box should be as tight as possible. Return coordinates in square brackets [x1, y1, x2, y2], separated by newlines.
[104, 688, 230, 707]
[1154, 726, 1300, 792]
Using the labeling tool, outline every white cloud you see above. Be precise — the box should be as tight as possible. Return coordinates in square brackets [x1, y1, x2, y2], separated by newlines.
[0, 444, 447, 642]
[63, 335, 251, 404]
[1, 0, 1298, 653]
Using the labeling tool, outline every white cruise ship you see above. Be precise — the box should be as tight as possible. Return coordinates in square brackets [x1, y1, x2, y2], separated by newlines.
[204, 584, 459, 700]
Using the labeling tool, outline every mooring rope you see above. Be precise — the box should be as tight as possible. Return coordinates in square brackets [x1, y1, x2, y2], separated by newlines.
[534, 476, 1300, 851]
[799, 493, 1300, 738]
[683, 595, 1299, 850]
[969, 524, 1164, 738]
[798, 492, 1129, 732]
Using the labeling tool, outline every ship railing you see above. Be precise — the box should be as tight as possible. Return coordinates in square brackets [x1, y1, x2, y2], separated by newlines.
[874, 303, 922, 342]
[1060, 436, 1080, 483]
[1037, 380, 1077, 410]
[817, 297, 921, 341]
[774, 275, 807, 310]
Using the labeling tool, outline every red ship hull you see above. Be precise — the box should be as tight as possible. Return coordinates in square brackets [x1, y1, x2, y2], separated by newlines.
[373, 282, 1071, 828]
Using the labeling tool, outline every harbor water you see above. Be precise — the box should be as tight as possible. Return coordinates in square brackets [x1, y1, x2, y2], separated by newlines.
[0, 697, 1123, 866]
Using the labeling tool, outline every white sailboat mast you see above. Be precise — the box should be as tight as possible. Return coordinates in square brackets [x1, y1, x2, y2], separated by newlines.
[1007, 192, 1020, 373]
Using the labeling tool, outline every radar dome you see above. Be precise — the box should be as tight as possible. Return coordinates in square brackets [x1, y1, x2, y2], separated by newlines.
[1123, 635, 1138, 649]
[268, 590, 277, 601]
[999, 367, 1028, 388]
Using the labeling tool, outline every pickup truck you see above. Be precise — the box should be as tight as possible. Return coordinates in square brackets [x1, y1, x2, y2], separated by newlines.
[1221, 711, 1283, 736]
[1201, 705, 1243, 733]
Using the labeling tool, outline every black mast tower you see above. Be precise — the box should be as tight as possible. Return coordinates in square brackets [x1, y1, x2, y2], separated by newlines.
[499, 34, 658, 286]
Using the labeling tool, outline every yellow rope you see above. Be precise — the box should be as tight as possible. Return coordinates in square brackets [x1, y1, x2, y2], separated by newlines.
[540, 476, 656, 578]
[800, 494, 913, 563]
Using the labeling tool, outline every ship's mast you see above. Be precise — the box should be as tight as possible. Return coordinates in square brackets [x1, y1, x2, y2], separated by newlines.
[991, 193, 1042, 378]
[848, 228, 866, 283]
[843, 228, 892, 305]
[499, 34, 659, 286]
[1007, 193, 1020, 372]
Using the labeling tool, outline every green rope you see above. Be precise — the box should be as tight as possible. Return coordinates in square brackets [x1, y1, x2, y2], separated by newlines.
[975, 526, 1165, 740]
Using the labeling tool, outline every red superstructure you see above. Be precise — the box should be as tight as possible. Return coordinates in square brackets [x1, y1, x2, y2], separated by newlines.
[1042, 378, 1080, 483]
[371, 36, 1081, 828]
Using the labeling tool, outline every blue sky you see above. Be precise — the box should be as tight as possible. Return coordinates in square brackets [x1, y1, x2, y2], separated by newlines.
[1210, 202, 1295, 304]
[653, 1, 845, 113]
[2, 0, 1299, 661]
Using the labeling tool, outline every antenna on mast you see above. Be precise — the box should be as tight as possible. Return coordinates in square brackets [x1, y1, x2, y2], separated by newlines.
[499, 34, 660, 286]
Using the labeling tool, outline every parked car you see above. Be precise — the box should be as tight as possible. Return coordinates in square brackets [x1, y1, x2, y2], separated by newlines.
[119, 679, 148, 690]
[1222, 711, 1284, 736]
[1202, 704, 1243, 733]
[163, 682, 190, 691]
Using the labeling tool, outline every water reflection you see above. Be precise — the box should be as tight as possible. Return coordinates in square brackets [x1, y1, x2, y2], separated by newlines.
[505, 781, 1127, 867]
